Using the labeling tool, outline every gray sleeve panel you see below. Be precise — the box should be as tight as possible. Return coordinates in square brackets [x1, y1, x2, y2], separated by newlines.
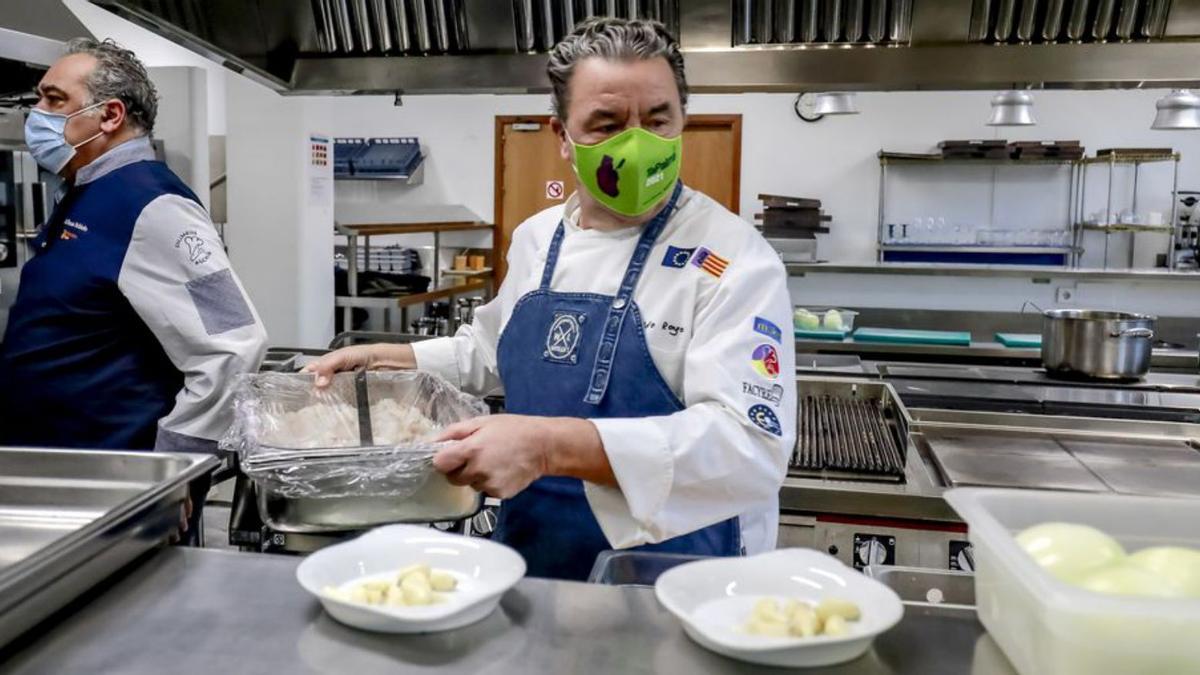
[186, 268, 257, 336]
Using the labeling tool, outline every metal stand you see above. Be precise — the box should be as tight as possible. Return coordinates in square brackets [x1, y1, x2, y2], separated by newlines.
[1072, 152, 1180, 270]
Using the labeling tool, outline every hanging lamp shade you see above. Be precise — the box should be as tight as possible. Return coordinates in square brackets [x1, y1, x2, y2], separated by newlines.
[1151, 90, 1200, 130]
[986, 90, 1037, 126]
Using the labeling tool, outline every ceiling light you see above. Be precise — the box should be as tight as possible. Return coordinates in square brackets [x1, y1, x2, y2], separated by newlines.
[986, 90, 1036, 126]
[813, 92, 859, 115]
[1151, 90, 1200, 130]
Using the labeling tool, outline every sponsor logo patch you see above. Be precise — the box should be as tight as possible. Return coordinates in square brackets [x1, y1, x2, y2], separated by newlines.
[752, 316, 782, 343]
[543, 311, 584, 364]
[64, 218, 88, 233]
[661, 245, 695, 269]
[751, 343, 780, 379]
[743, 381, 784, 405]
[691, 246, 729, 279]
[748, 404, 782, 436]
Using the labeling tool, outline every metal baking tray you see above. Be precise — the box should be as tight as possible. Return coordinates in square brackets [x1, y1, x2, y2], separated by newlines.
[255, 477, 482, 533]
[0, 447, 218, 648]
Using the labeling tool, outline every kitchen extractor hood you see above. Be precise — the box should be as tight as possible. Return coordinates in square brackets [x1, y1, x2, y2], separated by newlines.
[86, 0, 1200, 96]
[0, 0, 92, 110]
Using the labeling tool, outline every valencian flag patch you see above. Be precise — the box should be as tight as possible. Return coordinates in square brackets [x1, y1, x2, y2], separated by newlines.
[691, 247, 729, 278]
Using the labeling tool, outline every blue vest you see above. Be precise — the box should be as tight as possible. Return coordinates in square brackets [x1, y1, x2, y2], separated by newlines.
[0, 160, 200, 450]
[492, 182, 741, 581]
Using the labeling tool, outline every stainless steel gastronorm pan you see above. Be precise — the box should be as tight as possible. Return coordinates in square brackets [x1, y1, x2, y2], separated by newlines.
[0, 447, 217, 648]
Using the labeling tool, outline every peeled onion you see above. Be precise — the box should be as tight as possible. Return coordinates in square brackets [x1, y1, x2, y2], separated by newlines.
[1015, 522, 1126, 583]
[794, 309, 820, 331]
[1076, 564, 1185, 599]
[1126, 547, 1200, 598]
[823, 310, 844, 331]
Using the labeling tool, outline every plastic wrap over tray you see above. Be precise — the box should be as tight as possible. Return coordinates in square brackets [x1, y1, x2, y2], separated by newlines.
[222, 371, 487, 499]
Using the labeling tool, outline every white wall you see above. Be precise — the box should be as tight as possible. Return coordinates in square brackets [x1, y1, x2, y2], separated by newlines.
[312, 89, 1200, 264]
[147, 66, 209, 205]
[224, 78, 334, 348]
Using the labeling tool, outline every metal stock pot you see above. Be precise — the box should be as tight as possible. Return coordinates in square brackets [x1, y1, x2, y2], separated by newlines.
[1041, 309, 1156, 380]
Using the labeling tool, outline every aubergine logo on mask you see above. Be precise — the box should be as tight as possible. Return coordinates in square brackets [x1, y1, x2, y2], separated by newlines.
[570, 126, 682, 217]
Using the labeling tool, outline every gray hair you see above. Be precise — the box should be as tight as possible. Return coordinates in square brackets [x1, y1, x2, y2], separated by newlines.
[65, 37, 158, 134]
[547, 18, 688, 121]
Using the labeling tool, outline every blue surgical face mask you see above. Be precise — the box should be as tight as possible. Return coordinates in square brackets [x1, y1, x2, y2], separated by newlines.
[24, 101, 107, 175]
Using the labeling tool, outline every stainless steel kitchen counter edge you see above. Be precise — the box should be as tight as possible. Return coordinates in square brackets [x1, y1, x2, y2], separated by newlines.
[0, 547, 1008, 675]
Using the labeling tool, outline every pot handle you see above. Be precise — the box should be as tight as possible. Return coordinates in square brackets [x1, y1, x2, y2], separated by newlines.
[1110, 327, 1154, 339]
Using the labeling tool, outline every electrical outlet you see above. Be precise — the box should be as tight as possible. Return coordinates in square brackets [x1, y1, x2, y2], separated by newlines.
[1055, 287, 1075, 304]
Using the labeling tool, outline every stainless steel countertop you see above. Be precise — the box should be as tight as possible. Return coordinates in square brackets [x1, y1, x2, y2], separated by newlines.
[788, 261, 1200, 282]
[0, 548, 1013, 675]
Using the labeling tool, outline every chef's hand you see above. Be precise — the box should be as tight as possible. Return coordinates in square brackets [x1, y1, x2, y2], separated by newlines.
[301, 343, 417, 387]
[432, 415, 613, 498]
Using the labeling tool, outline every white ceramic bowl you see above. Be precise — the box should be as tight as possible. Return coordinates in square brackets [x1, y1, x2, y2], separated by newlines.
[655, 548, 904, 668]
[295, 524, 526, 633]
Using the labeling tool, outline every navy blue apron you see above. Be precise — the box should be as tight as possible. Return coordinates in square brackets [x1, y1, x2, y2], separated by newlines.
[493, 181, 741, 580]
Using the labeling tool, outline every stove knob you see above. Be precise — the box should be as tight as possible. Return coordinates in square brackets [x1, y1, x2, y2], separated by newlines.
[471, 507, 498, 537]
[858, 539, 889, 567]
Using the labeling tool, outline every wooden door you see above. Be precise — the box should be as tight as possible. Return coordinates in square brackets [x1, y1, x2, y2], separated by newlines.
[494, 114, 742, 283]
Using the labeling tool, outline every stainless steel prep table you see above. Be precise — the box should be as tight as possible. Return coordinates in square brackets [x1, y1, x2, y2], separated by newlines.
[0, 548, 1014, 674]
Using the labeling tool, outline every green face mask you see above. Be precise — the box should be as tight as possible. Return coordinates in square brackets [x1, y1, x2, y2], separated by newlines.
[569, 126, 682, 217]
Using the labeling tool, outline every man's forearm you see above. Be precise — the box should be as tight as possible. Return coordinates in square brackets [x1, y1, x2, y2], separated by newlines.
[544, 417, 617, 487]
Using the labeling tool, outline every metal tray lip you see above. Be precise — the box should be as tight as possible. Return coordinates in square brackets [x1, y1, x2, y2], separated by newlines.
[0, 447, 218, 612]
[254, 486, 484, 533]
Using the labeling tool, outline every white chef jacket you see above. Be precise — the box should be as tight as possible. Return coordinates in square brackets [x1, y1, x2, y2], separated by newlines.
[413, 186, 796, 553]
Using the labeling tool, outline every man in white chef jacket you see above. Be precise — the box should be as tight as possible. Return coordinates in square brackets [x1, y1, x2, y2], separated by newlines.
[306, 18, 796, 580]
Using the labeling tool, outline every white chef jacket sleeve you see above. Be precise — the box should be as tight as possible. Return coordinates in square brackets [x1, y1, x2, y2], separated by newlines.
[117, 193, 268, 453]
[410, 226, 535, 397]
[584, 238, 796, 549]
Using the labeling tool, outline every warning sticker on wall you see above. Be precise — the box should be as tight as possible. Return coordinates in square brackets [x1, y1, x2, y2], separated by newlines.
[546, 180, 565, 200]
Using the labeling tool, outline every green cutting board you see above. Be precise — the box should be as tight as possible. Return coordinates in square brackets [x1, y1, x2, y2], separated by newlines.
[995, 332, 1042, 348]
[852, 327, 972, 346]
[795, 328, 851, 341]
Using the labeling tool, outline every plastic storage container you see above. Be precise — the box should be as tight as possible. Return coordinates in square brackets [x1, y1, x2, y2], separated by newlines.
[945, 488, 1200, 675]
[793, 307, 859, 332]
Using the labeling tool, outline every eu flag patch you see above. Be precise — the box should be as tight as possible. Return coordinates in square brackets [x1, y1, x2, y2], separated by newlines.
[662, 245, 695, 269]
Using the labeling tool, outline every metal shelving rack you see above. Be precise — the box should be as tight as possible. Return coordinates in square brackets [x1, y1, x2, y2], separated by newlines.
[876, 152, 1078, 266]
[335, 220, 495, 332]
[1071, 152, 1181, 270]
[877, 151, 1183, 269]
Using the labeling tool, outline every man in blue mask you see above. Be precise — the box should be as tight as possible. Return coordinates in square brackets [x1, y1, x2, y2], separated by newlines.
[0, 39, 267, 542]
